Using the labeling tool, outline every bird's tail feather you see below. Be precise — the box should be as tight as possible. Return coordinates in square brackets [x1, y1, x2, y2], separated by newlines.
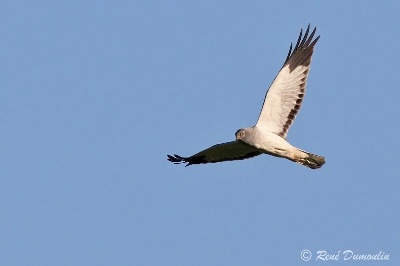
[295, 149, 325, 169]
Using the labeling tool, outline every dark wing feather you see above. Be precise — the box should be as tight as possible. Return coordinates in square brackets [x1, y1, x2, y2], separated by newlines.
[167, 141, 261, 166]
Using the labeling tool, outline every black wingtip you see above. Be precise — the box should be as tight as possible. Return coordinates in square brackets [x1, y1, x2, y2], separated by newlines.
[283, 24, 320, 67]
[285, 43, 293, 62]
[167, 153, 209, 166]
[167, 154, 193, 166]
[167, 154, 184, 163]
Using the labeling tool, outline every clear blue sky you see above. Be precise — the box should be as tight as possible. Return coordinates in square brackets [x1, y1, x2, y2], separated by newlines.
[1, 1, 399, 265]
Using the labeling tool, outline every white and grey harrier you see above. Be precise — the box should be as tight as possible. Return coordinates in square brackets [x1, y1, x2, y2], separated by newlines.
[168, 25, 325, 169]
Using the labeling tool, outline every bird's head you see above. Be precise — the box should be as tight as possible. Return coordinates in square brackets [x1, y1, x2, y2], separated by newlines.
[235, 128, 247, 141]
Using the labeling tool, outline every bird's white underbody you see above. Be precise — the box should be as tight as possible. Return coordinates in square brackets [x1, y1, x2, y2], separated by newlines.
[237, 126, 301, 159]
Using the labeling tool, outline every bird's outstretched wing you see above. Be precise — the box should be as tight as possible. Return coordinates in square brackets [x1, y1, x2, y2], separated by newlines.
[167, 141, 261, 166]
[256, 25, 320, 139]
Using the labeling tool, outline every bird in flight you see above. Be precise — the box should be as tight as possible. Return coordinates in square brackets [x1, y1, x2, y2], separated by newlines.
[168, 25, 325, 169]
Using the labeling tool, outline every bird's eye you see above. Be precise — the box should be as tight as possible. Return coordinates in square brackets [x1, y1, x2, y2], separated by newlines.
[240, 131, 245, 137]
